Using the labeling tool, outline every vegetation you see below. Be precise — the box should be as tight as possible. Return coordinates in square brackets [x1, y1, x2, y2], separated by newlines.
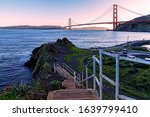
[64, 44, 150, 99]
[48, 80, 62, 91]
[0, 91, 16, 100]
[116, 14, 150, 32]
[0, 84, 30, 100]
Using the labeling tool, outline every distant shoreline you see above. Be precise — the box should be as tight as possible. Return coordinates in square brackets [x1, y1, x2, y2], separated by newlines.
[0, 25, 65, 30]
[90, 40, 150, 50]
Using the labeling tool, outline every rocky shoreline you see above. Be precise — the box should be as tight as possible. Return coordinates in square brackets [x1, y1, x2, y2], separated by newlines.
[0, 38, 76, 99]
[25, 38, 75, 79]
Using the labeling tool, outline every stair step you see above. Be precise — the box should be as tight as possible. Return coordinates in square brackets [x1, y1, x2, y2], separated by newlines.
[47, 89, 99, 100]
[50, 65, 100, 100]
[62, 80, 76, 89]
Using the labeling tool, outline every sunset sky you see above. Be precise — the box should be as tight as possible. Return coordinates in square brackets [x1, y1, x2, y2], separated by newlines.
[0, 0, 150, 29]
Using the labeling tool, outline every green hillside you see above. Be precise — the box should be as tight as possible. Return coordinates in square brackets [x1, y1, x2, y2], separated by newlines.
[116, 15, 150, 32]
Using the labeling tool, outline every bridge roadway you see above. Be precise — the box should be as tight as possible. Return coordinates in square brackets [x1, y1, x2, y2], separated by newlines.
[64, 20, 150, 28]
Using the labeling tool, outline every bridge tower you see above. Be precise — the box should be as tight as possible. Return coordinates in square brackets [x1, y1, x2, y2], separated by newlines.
[68, 18, 72, 30]
[113, 4, 118, 30]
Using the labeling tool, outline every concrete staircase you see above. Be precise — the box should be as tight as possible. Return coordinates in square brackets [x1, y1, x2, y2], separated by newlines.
[47, 65, 99, 100]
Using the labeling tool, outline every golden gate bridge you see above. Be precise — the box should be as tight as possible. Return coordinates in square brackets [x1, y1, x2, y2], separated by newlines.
[64, 4, 150, 30]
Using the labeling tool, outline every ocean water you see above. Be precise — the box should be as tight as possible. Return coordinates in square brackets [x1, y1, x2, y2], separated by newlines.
[0, 29, 150, 89]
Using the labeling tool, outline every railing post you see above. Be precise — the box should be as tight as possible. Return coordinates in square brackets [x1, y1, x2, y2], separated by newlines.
[79, 74, 81, 87]
[85, 67, 88, 89]
[93, 55, 96, 90]
[74, 71, 76, 82]
[115, 54, 120, 100]
[82, 72, 84, 89]
[99, 49, 103, 100]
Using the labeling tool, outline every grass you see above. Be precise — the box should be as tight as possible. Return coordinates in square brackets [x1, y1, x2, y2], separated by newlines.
[0, 92, 16, 100]
[64, 46, 89, 62]
[64, 46, 150, 99]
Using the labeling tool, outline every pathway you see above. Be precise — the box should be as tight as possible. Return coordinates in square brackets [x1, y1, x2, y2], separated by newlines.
[47, 65, 99, 100]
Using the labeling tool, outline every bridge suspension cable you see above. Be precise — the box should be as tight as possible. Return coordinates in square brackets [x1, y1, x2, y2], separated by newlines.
[88, 6, 113, 23]
[69, 6, 113, 26]
[71, 20, 79, 25]
[118, 5, 144, 16]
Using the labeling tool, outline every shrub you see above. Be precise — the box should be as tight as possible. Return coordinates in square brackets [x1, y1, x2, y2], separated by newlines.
[0, 92, 16, 100]
[48, 80, 62, 91]
[43, 62, 51, 72]
[47, 45, 57, 54]
[13, 84, 30, 97]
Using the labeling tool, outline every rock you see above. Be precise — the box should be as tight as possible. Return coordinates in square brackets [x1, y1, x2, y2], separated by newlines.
[56, 37, 75, 47]
[24, 46, 41, 69]
[24, 37, 74, 79]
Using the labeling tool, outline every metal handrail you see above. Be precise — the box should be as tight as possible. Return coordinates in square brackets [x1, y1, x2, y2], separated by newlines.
[62, 57, 93, 82]
[76, 57, 93, 76]
[55, 63, 70, 78]
[102, 51, 150, 65]
[61, 49, 150, 100]
[63, 63, 75, 75]
[77, 75, 94, 84]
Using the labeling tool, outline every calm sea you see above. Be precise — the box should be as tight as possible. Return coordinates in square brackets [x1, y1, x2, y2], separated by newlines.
[0, 29, 150, 89]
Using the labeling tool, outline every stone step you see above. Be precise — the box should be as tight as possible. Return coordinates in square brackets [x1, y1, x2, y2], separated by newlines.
[47, 89, 99, 100]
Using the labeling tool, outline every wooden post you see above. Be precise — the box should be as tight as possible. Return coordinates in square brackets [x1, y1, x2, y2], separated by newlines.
[93, 55, 96, 90]
[86, 67, 88, 89]
[99, 49, 103, 100]
[115, 54, 120, 100]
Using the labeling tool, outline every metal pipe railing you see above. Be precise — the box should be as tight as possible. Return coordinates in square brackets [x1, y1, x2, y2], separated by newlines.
[61, 49, 150, 100]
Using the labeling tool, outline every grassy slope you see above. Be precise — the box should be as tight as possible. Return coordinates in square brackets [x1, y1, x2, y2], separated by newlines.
[64, 46, 150, 99]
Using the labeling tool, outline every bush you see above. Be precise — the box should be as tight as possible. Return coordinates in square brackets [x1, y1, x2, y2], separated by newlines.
[43, 62, 51, 72]
[0, 92, 16, 100]
[48, 80, 62, 91]
[47, 45, 57, 54]
[13, 84, 30, 97]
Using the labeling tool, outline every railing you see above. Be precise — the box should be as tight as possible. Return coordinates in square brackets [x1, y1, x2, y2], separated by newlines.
[54, 63, 69, 78]
[63, 63, 76, 82]
[102, 50, 150, 100]
[63, 63, 75, 76]
[57, 49, 150, 100]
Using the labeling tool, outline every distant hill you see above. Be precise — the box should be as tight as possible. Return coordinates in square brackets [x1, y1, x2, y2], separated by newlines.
[116, 14, 150, 32]
[0, 25, 64, 30]
[72, 27, 107, 30]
